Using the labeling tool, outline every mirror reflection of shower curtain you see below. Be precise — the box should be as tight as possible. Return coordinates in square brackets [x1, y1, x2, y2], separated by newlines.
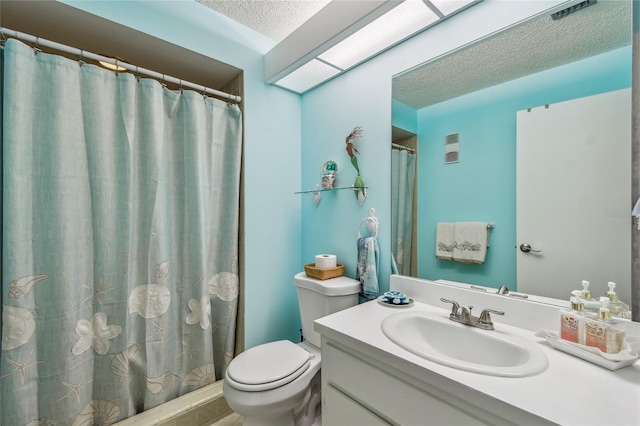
[0, 39, 242, 424]
[391, 149, 416, 275]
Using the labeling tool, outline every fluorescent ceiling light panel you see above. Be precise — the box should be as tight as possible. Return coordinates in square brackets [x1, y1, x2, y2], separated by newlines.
[274, 59, 341, 93]
[318, 0, 439, 70]
[429, 0, 476, 16]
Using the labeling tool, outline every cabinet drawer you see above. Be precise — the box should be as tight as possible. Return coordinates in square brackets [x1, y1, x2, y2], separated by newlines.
[323, 384, 391, 426]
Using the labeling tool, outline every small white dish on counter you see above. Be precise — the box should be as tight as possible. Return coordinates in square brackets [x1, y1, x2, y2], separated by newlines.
[377, 296, 414, 308]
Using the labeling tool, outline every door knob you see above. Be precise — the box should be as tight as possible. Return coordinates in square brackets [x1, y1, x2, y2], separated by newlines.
[519, 243, 541, 253]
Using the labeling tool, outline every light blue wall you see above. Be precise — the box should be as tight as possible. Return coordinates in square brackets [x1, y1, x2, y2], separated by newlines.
[300, 1, 566, 294]
[61, 0, 304, 348]
[416, 46, 631, 289]
[301, 69, 392, 284]
[392, 99, 417, 134]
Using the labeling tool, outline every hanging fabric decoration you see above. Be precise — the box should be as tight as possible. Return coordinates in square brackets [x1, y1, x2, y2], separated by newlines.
[356, 208, 380, 300]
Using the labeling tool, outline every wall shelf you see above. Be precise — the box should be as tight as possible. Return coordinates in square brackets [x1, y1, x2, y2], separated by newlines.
[296, 186, 368, 207]
[294, 186, 367, 194]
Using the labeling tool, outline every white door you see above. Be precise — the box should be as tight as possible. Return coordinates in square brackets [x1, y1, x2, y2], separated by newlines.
[516, 89, 631, 301]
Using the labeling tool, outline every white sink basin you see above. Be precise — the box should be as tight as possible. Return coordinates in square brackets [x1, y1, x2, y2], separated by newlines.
[381, 311, 548, 377]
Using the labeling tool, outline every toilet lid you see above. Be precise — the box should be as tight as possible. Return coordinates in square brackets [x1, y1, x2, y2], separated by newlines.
[226, 340, 311, 389]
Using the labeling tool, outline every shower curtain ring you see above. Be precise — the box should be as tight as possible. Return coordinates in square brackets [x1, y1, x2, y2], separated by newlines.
[77, 50, 85, 67]
[179, 80, 184, 94]
[33, 36, 42, 54]
[115, 59, 120, 75]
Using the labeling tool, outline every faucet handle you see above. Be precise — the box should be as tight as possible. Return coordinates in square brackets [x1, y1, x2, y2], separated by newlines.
[440, 298, 460, 316]
[479, 308, 505, 325]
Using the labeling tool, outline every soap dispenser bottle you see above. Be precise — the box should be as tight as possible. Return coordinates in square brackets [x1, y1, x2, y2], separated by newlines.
[605, 281, 631, 319]
[560, 290, 586, 344]
[584, 297, 626, 354]
[580, 280, 600, 311]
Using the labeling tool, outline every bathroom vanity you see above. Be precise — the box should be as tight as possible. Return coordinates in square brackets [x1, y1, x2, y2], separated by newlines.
[314, 276, 640, 426]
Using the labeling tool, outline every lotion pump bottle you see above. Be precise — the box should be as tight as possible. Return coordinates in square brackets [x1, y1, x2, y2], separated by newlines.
[560, 290, 586, 344]
[580, 280, 600, 311]
[584, 297, 626, 354]
[605, 281, 631, 319]
[605, 281, 618, 301]
[581, 280, 592, 300]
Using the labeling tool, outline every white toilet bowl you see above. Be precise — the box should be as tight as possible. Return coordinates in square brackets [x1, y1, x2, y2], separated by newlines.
[223, 340, 322, 426]
[223, 273, 360, 426]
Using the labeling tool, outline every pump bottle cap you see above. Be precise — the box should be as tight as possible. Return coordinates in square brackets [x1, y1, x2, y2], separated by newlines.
[581, 280, 592, 300]
[570, 290, 584, 311]
[597, 296, 612, 320]
[606, 282, 618, 302]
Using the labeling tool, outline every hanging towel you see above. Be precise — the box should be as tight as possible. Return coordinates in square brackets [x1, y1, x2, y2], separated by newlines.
[435, 222, 455, 260]
[391, 253, 399, 275]
[453, 222, 489, 264]
[356, 236, 379, 299]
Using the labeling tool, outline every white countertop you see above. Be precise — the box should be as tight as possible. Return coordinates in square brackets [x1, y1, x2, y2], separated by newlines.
[315, 298, 640, 426]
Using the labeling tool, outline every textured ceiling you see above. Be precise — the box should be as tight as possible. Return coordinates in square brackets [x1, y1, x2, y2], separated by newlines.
[196, 0, 330, 42]
[393, 0, 632, 110]
[12, 0, 625, 105]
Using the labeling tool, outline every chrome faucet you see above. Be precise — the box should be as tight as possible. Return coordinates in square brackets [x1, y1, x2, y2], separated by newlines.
[497, 285, 528, 299]
[440, 298, 504, 330]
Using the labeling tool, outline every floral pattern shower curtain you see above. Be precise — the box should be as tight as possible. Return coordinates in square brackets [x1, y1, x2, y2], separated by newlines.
[391, 149, 416, 276]
[0, 39, 242, 425]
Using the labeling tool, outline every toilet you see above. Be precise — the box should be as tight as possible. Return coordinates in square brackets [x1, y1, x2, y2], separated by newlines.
[223, 272, 360, 426]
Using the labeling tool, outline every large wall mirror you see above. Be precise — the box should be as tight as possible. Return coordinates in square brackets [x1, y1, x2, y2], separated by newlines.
[391, 0, 636, 317]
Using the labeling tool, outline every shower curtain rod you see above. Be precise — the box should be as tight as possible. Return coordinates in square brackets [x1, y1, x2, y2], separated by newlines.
[0, 27, 242, 103]
[392, 142, 415, 152]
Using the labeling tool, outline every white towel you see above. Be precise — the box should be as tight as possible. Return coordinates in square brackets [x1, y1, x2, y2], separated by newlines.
[435, 222, 455, 260]
[453, 222, 489, 264]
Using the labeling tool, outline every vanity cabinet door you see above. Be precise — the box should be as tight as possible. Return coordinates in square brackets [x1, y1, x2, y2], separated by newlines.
[322, 341, 489, 426]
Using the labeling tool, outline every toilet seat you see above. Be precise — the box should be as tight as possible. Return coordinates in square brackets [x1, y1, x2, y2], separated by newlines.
[226, 340, 311, 392]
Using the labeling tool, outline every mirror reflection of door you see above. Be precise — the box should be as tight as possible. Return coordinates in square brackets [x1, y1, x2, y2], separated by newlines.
[391, 127, 418, 276]
[516, 89, 632, 302]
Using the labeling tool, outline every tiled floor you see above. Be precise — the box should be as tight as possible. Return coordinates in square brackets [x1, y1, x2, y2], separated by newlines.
[210, 412, 243, 426]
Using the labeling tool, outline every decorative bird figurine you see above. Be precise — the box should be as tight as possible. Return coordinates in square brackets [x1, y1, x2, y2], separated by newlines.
[345, 126, 366, 205]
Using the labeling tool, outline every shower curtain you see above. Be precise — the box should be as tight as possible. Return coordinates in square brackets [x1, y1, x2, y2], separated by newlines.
[391, 149, 416, 276]
[0, 39, 242, 425]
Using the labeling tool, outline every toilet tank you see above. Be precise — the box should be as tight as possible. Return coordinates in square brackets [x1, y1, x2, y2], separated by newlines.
[294, 272, 360, 348]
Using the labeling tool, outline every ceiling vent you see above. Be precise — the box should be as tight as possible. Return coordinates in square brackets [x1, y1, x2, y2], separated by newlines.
[551, 0, 597, 20]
